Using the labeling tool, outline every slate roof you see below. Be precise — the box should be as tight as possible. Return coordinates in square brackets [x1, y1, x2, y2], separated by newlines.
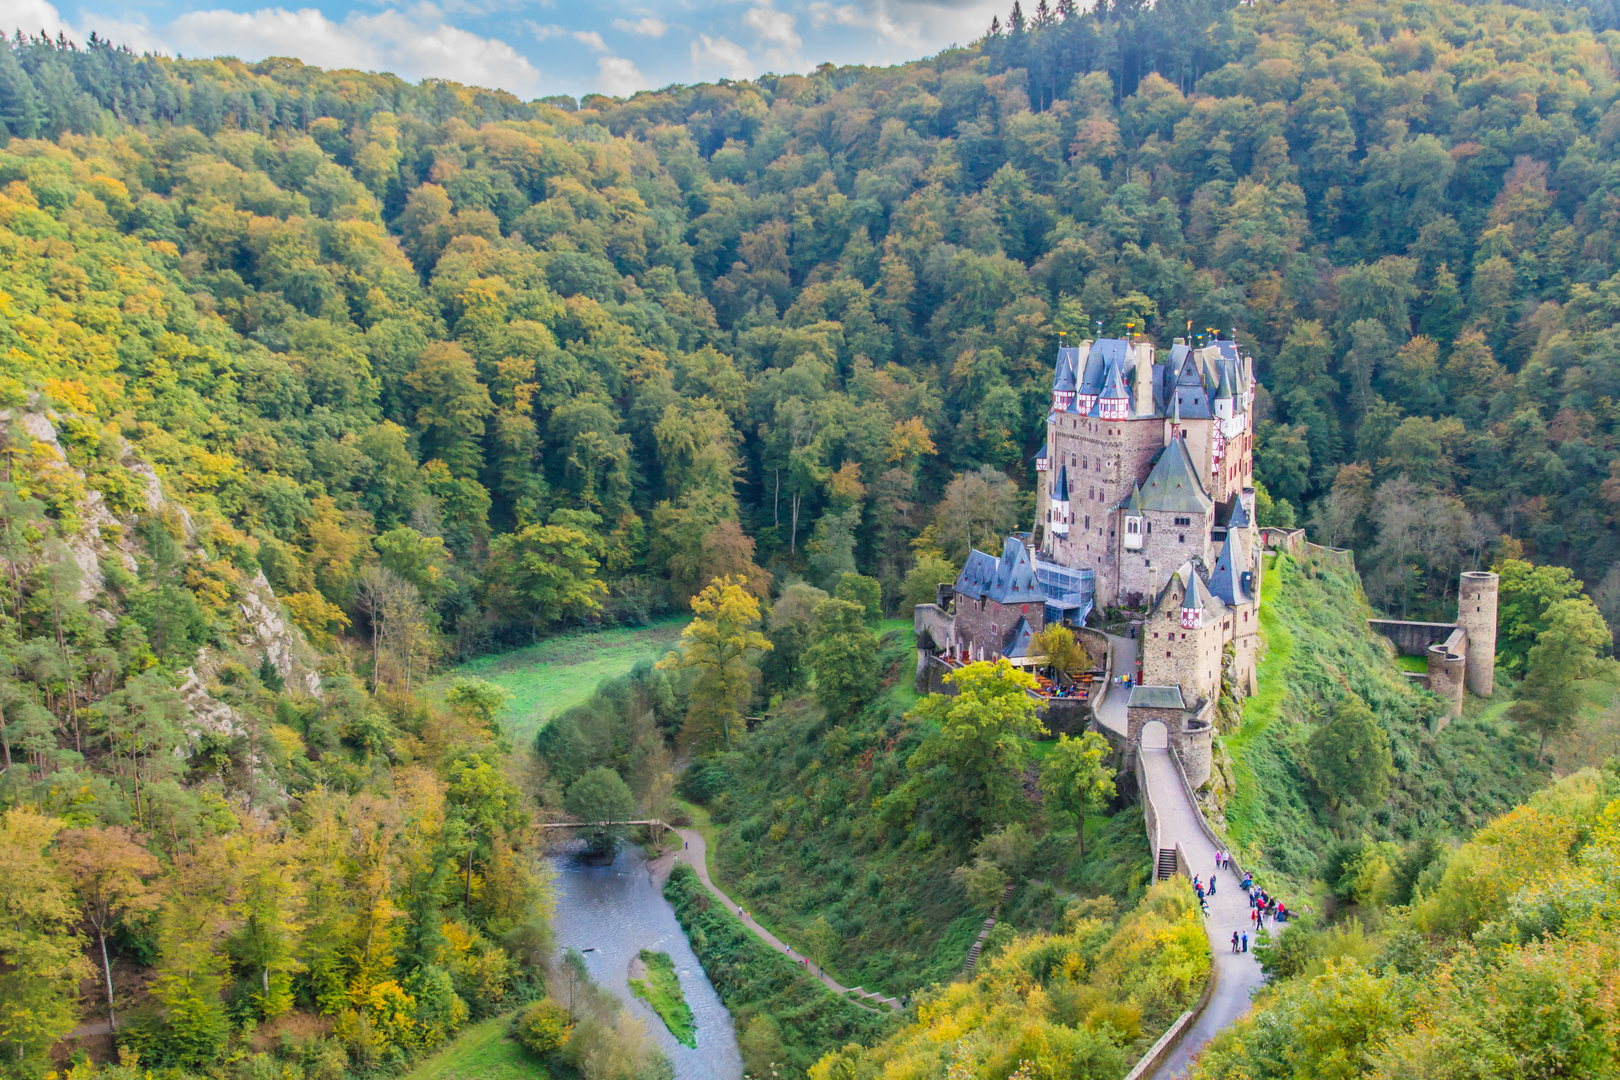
[1209, 528, 1250, 606]
[1223, 494, 1251, 530]
[1078, 338, 1131, 395]
[1002, 616, 1036, 659]
[1052, 463, 1071, 502]
[1181, 566, 1213, 612]
[954, 548, 1000, 601]
[1100, 354, 1131, 402]
[1128, 684, 1186, 710]
[1139, 438, 1213, 515]
[1034, 440, 1049, 464]
[987, 536, 1040, 603]
[1054, 346, 1080, 392]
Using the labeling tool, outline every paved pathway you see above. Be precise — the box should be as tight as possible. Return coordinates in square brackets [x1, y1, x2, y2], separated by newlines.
[1095, 631, 1137, 738]
[1141, 747, 1267, 1078]
[649, 827, 899, 1012]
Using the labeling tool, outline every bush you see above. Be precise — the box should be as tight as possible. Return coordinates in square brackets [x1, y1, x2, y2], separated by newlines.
[513, 999, 573, 1055]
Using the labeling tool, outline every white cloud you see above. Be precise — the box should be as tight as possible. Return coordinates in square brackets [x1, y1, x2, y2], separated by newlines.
[572, 29, 607, 51]
[158, 6, 542, 94]
[744, 1, 800, 50]
[807, 0, 921, 48]
[691, 33, 751, 80]
[612, 16, 666, 38]
[595, 55, 649, 96]
[527, 21, 566, 40]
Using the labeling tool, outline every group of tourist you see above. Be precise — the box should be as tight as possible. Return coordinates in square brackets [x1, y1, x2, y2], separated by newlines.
[1248, 882, 1287, 925]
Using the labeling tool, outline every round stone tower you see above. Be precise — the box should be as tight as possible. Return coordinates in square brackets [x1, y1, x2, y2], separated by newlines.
[1458, 571, 1499, 698]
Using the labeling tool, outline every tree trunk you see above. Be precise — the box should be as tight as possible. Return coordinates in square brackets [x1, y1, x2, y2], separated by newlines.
[98, 929, 116, 1030]
[790, 494, 800, 553]
[0, 703, 9, 771]
[465, 844, 475, 909]
[774, 469, 780, 527]
[1077, 819, 1085, 861]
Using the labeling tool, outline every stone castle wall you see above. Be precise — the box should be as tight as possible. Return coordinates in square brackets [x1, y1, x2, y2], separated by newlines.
[951, 595, 1046, 661]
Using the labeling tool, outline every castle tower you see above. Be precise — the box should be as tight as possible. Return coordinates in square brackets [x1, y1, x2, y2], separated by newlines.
[1458, 571, 1499, 697]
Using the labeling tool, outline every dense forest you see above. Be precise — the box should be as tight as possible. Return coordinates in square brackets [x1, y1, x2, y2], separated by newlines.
[2, 0, 1620, 1074]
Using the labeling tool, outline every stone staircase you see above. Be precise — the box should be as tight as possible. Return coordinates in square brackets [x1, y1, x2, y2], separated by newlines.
[962, 881, 1017, 977]
[1156, 848, 1179, 881]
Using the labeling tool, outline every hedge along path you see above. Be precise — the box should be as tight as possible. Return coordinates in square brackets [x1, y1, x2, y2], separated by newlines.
[652, 827, 902, 1013]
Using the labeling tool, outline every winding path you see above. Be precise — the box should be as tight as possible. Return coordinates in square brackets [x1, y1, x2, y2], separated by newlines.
[649, 828, 901, 1012]
[1094, 630, 1266, 1077]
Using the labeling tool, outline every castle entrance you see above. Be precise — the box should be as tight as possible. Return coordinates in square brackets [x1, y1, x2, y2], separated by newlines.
[1139, 719, 1169, 750]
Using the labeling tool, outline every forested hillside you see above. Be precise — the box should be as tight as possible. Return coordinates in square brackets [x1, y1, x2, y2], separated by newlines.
[2, 0, 1620, 1076]
[5, 0, 1620, 633]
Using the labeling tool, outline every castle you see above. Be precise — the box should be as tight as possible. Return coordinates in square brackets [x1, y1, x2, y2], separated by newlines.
[920, 336, 1267, 781]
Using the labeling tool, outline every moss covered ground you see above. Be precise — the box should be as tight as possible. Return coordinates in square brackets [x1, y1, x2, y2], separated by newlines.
[628, 949, 695, 1048]
[1222, 551, 1549, 891]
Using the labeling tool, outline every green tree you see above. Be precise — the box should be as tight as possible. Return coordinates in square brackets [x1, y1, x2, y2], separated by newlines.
[1306, 696, 1394, 811]
[834, 572, 883, 623]
[563, 767, 637, 857]
[659, 576, 770, 749]
[487, 520, 606, 637]
[55, 826, 162, 1031]
[1036, 732, 1116, 858]
[903, 660, 1046, 838]
[901, 554, 958, 613]
[1032, 624, 1093, 679]
[0, 809, 88, 1073]
[1509, 597, 1615, 760]
[761, 583, 827, 699]
[406, 342, 494, 480]
[805, 598, 881, 721]
[1494, 558, 1586, 676]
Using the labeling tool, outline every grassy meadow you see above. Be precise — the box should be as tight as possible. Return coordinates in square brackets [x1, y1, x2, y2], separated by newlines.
[444, 618, 688, 741]
[400, 1013, 541, 1080]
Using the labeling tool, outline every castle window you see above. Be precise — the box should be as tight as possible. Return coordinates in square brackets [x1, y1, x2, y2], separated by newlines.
[1167, 651, 1172, 658]
[1179, 534, 1185, 543]
[1174, 516, 1191, 526]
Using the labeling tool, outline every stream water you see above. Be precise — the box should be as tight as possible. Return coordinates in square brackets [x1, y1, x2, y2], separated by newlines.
[549, 845, 743, 1080]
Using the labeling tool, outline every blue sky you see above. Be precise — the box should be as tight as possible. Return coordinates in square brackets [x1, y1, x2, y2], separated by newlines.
[15, 0, 1005, 99]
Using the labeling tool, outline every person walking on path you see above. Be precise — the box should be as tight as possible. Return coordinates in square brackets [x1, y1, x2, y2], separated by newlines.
[1231, 931, 1240, 954]
[1242, 931, 1249, 953]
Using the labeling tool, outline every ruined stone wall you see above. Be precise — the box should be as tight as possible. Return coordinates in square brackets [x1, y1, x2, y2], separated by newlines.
[1428, 627, 1468, 722]
[1368, 619, 1457, 657]
[1458, 571, 1498, 697]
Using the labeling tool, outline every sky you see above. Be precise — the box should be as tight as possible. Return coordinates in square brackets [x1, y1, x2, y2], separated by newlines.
[11, 0, 1008, 100]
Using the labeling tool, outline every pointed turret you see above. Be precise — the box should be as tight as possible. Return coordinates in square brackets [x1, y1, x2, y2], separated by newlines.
[1209, 528, 1249, 606]
[1099, 354, 1130, 419]
[1050, 464, 1071, 536]
[1180, 567, 1211, 629]
[1214, 362, 1235, 420]
[1122, 483, 1145, 550]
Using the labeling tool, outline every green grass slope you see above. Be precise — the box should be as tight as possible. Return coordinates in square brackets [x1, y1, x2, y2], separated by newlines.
[1224, 551, 1548, 886]
[443, 618, 687, 742]
[400, 1013, 543, 1080]
[681, 626, 1152, 1001]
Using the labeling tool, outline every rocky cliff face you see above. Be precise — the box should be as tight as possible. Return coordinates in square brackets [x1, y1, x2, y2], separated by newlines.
[4, 401, 323, 792]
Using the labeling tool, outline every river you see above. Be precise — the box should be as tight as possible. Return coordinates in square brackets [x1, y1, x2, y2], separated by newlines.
[549, 845, 743, 1080]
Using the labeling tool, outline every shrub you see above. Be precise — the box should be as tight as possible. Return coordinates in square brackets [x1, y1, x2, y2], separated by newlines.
[514, 998, 573, 1055]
